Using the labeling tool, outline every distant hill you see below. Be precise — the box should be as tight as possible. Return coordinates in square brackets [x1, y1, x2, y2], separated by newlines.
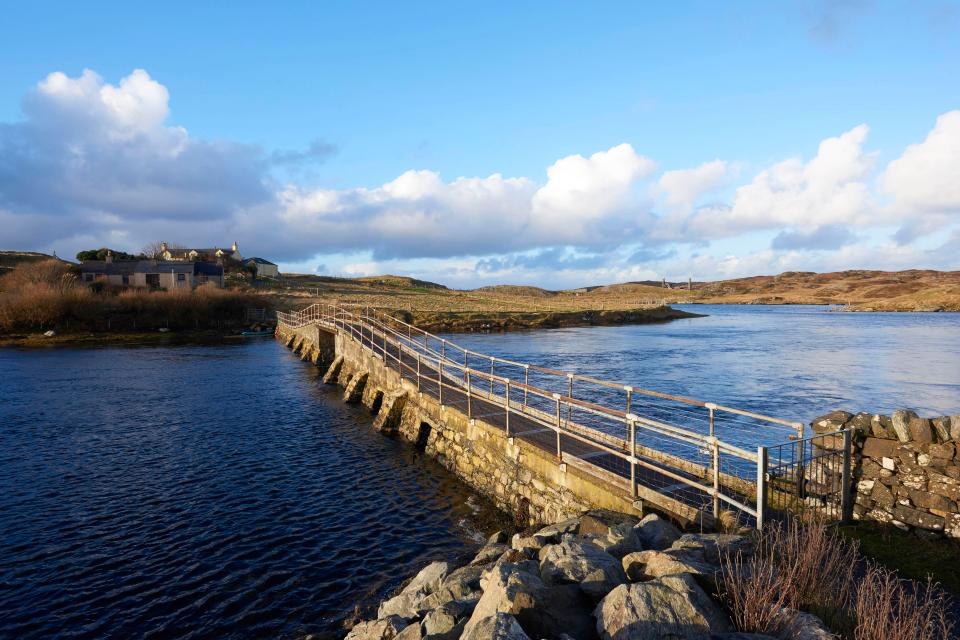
[0, 251, 69, 274]
[355, 275, 448, 290]
[473, 285, 555, 297]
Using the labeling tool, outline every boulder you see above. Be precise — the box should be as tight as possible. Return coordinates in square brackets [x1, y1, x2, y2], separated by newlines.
[345, 616, 410, 640]
[811, 411, 852, 434]
[621, 549, 717, 585]
[951, 416, 960, 442]
[462, 561, 548, 639]
[472, 543, 509, 566]
[43, 330, 56, 337]
[846, 412, 872, 435]
[579, 509, 639, 536]
[633, 513, 681, 551]
[422, 599, 476, 640]
[770, 608, 834, 640]
[432, 565, 484, 602]
[710, 635, 777, 639]
[461, 613, 531, 640]
[396, 623, 423, 640]
[539, 536, 627, 601]
[584, 521, 642, 559]
[533, 517, 580, 544]
[891, 409, 918, 443]
[669, 533, 752, 566]
[512, 535, 545, 556]
[488, 530, 509, 544]
[378, 561, 450, 620]
[594, 574, 731, 640]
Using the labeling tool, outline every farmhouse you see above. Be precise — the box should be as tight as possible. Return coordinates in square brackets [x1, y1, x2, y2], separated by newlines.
[245, 257, 279, 278]
[160, 241, 242, 263]
[79, 257, 224, 289]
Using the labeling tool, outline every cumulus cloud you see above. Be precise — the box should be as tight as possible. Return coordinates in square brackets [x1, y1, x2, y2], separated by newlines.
[2, 67, 959, 287]
[0, 68, 271, 251]
[657, 160, 728, 212]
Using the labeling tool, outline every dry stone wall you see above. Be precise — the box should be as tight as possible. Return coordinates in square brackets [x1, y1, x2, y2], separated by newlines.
[812, 409, 960, 538]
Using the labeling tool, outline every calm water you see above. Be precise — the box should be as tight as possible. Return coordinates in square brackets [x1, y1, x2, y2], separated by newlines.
[2, 305, 959, 639]
[441, 304, 960, 425]
[0, 340, 508, 640]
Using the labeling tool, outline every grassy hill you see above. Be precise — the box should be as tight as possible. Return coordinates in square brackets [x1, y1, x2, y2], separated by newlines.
[0, 251, 68, 274]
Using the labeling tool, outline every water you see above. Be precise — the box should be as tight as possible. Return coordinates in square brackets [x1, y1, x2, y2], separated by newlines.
[0, 339, 509, 640]
[2, 305, 959, 639]
[440, 304, 960, 424]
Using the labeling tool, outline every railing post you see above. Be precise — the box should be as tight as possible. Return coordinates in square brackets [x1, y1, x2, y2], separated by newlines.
[707, 402, 716, 438]
[840, 427, 853, 523]
[757, 446, 769, 530]
[505, 380, 511, 437]
[712, 438, 721, 520]
[466, 370, 472, 418]
[464, 351, 468, 383]
[417, 353, 421, 391]
[554, 393, 562, 459]
[627, 414, 638, 498]
[567, 374, 573, 423]
[625, 387, 632, 416]
[490, 358, 494, 394]
[524, 365, 529, 407]
[439, 357, 444, 406]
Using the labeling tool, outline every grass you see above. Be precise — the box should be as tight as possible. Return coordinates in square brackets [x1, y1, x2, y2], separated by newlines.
[838, 522, 960, 593]
[719, 519, 956, 640]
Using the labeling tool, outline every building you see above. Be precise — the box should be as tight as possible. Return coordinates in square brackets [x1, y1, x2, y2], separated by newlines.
[79, 256, 224, 289]
[245, 257, 279, 278]
[160, 241, 242, 263]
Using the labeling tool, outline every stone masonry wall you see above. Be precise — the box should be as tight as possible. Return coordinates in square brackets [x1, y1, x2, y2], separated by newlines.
[812, 409, 960, 539]
[276, 324, 645, 526]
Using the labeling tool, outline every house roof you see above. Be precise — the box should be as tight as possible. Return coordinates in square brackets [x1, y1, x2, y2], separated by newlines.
[246, 257, 277, 265]
[79, 260, 223, 275]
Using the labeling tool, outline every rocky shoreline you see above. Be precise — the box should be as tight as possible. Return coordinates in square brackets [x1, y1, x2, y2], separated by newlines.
[341, 510, 832, 640]
[398, 307, 704, 333]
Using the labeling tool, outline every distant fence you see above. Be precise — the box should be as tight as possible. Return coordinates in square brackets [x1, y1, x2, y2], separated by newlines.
[278, 303, 854, 528]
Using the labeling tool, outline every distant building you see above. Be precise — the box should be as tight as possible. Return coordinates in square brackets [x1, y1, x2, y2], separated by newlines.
[79, 255, 224, 289]
[160, 241, 242, 263]
[245, 257, 279, 278]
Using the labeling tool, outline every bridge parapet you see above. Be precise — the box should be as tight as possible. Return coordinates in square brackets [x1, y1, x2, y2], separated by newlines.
[278, 303, 852, 528]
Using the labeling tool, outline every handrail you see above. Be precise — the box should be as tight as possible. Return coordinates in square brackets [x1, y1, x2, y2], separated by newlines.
[277, 301, 804, 526]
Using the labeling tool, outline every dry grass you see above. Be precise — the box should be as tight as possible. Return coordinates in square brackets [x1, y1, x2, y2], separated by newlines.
[0, 260, 268, 333]
[720, 519, 955, 640]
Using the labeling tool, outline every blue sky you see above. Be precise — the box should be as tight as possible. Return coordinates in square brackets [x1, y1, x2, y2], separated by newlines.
[1, 1, 958, 288]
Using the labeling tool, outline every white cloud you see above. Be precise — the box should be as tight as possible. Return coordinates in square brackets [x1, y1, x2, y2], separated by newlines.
[657, 159, 728, 212]
[880, 110, 960, 216]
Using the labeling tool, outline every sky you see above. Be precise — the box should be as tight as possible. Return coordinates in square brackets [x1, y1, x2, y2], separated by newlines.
[0, 1, 958, 289]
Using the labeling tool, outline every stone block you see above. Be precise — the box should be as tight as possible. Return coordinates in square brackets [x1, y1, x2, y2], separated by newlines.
[861, 437, 897, 459]
[929, 478, 960, 502]
[870, 483, 895, 509]
[870, 414, 896, 439]
[929, 442, 956, 460]
[811, 410, 853, 434]
[857, 479, 875, 493]
[881, 457, 896, 471]
[909, 417, 935, 444]
[891, 409, 918, 442]
[892, 505, 945, 531]
[932, 416, 952, 443]
[908, 490, 956, 512]
[952, 416, 960, 442]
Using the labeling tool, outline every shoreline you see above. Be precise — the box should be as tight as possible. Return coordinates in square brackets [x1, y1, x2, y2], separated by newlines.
[0, 329, 270, 348]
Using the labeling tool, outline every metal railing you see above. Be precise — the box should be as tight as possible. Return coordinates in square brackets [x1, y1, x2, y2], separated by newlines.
[278, 303, 843, 528]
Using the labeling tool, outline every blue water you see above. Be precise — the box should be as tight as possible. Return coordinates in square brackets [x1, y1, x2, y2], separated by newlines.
[0, 340, 507, 640]
[440, 304, 960, 426]
[1, 305, 959, 639]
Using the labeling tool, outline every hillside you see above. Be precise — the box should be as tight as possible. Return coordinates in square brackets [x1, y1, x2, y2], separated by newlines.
[0, 251, 68, 274]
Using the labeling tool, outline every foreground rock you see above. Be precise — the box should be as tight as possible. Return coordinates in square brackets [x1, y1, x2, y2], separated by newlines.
[343, 509, 831, 640]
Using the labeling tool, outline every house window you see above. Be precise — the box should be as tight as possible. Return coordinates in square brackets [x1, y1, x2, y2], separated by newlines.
[177, 273, 186, 283]
[199, 275, 209, 284]
[146, 273, 161, 289]
[122, 275, 129, 285]
[84, 273, 94, 282]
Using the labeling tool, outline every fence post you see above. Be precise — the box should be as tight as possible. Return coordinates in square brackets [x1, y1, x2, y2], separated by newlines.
[553, 393, 562, 459]
[712, 438, 721, 520]
[464, 351, 468, 383]
[439, 357, 444, 406]
[706, 403, 716, 438]
[505, 380, 511, 437]
[625, 387, 632, 416]
[467, 370, 472, 418]
[757, 446, 769, 530]
[840, 428, 853, 523]
[567, 374, 573, 423]
[416, 353, 421, 391]
[627, 414, 638, 498]
[490, 358, 494, 394]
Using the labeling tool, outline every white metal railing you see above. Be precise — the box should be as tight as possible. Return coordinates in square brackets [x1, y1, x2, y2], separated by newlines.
[278, 303, 825, 528]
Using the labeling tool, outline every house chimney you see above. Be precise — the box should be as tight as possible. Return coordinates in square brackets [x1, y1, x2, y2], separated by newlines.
[231, 241, 238, 252]
[106, 250, 113, 264]
[160, 241, 168, 253]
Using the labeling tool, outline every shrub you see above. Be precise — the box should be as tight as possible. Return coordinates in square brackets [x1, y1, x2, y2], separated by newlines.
[720, 519, 955, 640]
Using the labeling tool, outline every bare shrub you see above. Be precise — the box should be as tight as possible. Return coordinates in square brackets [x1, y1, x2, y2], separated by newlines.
[721, 520, 955, 640]
[852, 563, 954, 640]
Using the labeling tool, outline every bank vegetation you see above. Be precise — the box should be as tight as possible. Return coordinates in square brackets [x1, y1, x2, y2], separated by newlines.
[0, 260, 269, 336]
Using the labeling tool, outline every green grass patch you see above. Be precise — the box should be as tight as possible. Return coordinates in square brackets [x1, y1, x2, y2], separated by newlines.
[838, 522, 960, 593]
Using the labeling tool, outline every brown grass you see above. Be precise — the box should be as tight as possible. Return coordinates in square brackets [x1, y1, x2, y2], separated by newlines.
[720, 519, 955, 640]
[0, 260, 269, 333]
